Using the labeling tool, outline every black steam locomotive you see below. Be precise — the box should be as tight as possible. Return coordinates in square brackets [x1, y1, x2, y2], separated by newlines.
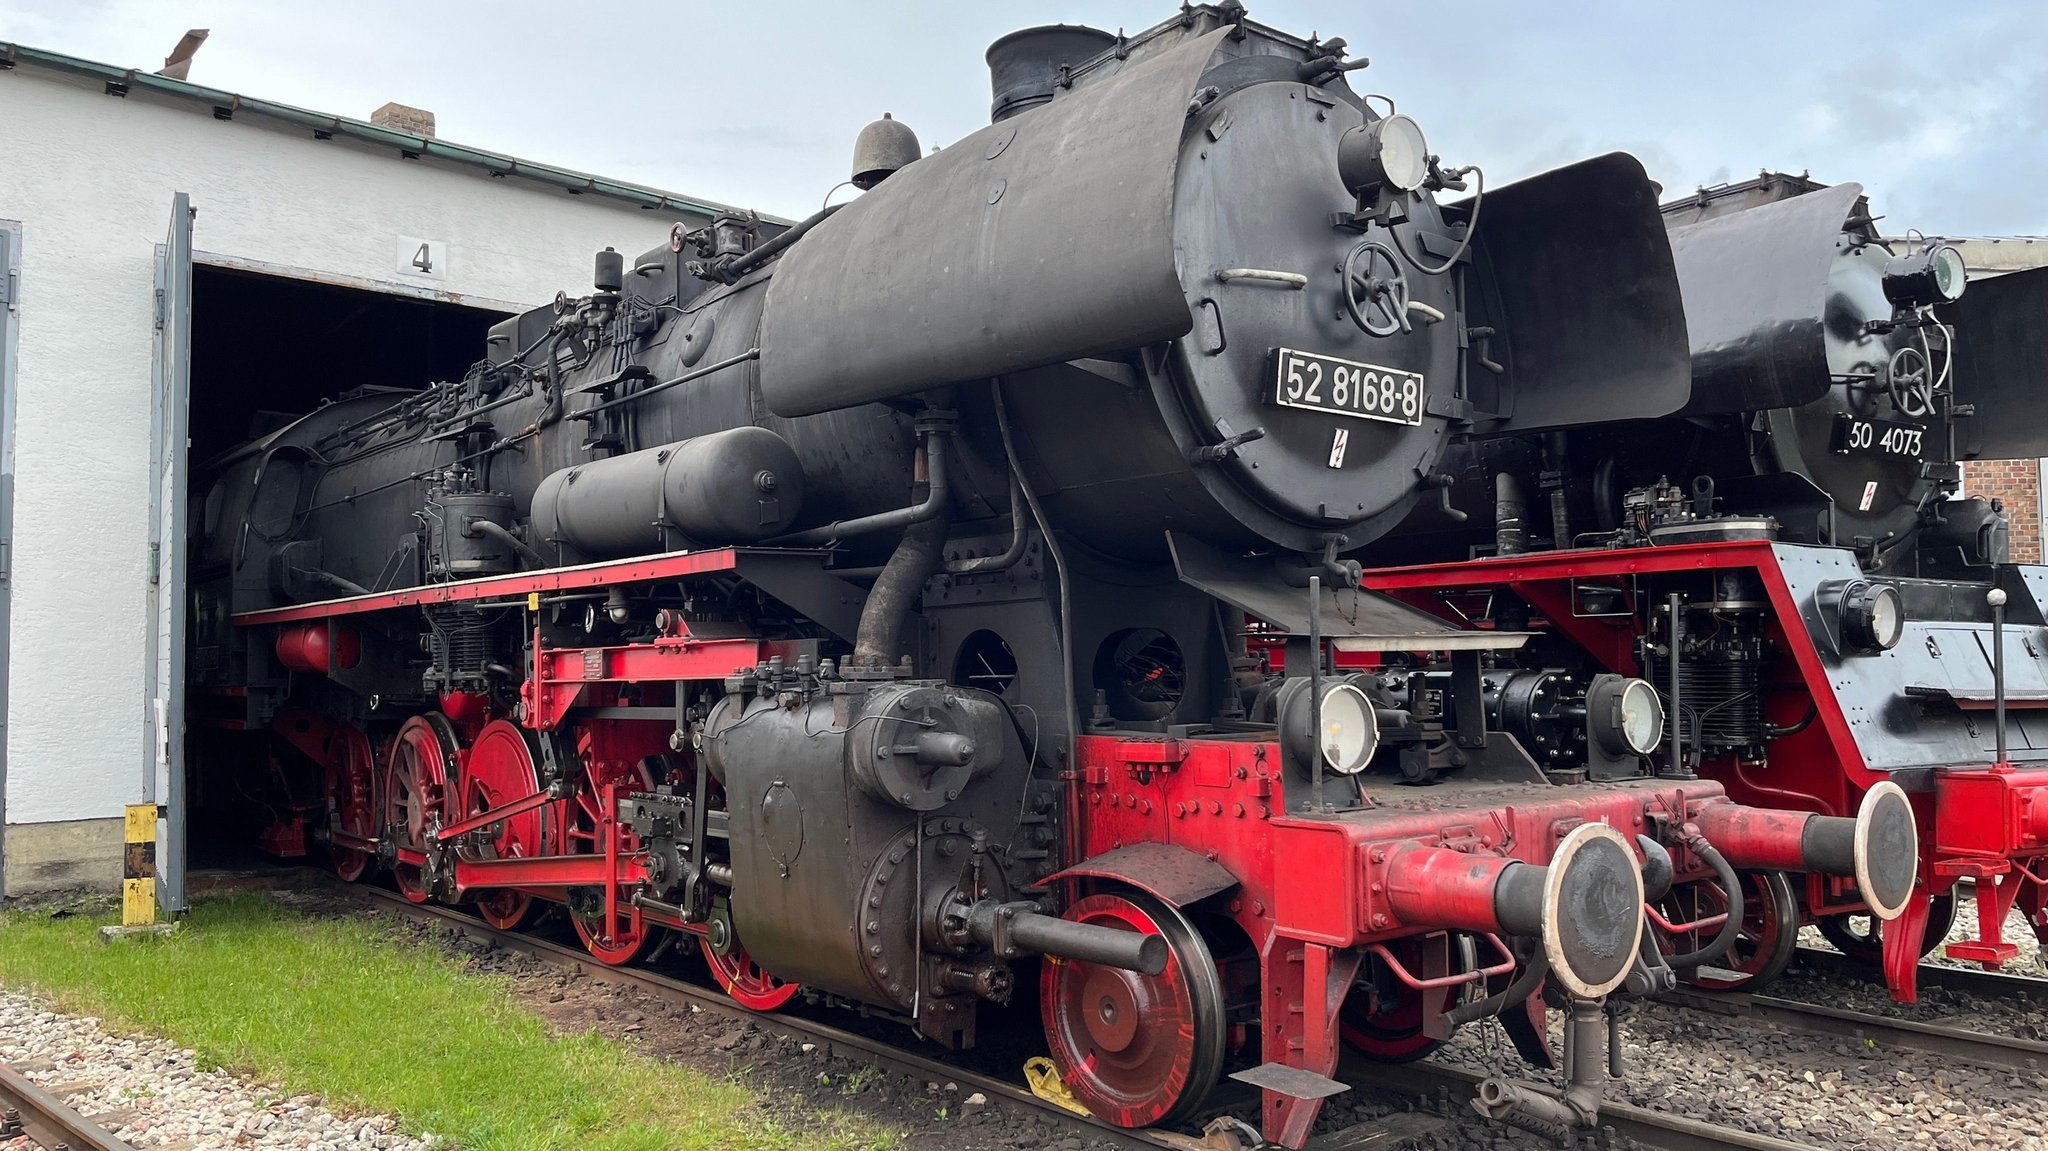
[189, 7, 1923, 1145]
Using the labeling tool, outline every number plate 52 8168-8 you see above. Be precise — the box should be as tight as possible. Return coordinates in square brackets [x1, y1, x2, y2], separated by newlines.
[1271, 348, 1424, 427]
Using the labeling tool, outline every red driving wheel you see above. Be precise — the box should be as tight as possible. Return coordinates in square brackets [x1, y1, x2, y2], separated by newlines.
[383, 713, 458, 903]
[1040, 890, 1225, 1130]
[460, 720, 552, 930]
[1339, 935, 1471, 1062]
[1680, 870, 1800, 992]
[564, 746, 655, 964]
[323, 725, 377, 883]
[702, 938, 800, 1011]
[1819, 891, 1957, 964]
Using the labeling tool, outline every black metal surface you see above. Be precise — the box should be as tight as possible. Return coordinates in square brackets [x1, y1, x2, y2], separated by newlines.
[1859, 786, 1918, 912]
[1546, 831, 1640, 994]
[1777, 543, 2048, 768]
[1168, 533, 1524, 649]
[985, 24, 1118, 121]
[757, 29, 1225, 416]
[1661, 183, 1865, 416]
[1943, 264, 2048, 460]
[1461, 152, 1692, 433]
[528, 427, 805, 561]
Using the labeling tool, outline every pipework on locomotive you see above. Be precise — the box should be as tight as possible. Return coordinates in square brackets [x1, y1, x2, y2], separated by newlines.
[188, 6, 1924, 1146]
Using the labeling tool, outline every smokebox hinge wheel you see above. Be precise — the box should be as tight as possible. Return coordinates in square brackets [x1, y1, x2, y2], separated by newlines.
[1343, 240, 1411, 338]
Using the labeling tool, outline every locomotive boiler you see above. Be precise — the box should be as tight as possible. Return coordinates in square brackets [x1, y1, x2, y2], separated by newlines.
[188, 7, 1919, 1145]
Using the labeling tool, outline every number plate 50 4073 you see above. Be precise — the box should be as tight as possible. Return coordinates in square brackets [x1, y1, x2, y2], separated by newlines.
[1271, 348, 1424, 427]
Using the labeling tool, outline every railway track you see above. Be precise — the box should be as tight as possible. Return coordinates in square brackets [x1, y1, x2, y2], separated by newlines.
[1794, 946, 2048, 1006]
[353, 886, 1808, 1151]
[1355, 1060, 1820, 1151]
[0, 1059, 136, 1151]
[1660, 984, 2048, 1072]
[356, 887, 1183, 1151]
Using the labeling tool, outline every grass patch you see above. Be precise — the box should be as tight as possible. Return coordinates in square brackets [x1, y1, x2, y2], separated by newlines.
[0, 892, 896, 1151]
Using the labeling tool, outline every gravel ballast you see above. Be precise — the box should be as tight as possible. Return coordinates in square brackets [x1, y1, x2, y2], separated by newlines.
[0, 989, 433, 1151]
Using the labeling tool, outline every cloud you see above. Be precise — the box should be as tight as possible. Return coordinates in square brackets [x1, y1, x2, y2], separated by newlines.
[2, 0, 2043, 232]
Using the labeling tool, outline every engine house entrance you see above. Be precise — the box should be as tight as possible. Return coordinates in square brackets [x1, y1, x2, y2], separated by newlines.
[169, 237, 505, 905]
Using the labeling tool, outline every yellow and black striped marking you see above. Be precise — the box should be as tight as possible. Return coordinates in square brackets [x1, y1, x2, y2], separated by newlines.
[122, 803, 158, 926]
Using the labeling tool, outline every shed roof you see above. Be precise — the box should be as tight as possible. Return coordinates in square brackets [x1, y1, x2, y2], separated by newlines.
[0, 39, 788, 227]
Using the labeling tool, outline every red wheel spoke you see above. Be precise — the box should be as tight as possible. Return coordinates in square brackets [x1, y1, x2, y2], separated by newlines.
[383, 714, 458, 904]
[702, 938, 800, 1011]
[461, 720, 550, 931]
[563, 740, 655, 965]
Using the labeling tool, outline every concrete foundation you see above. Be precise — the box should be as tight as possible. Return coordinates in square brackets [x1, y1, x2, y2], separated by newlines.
[3, 817, 123, 896]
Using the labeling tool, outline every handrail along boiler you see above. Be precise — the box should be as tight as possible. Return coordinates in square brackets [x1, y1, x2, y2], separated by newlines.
[191, 9, 1920, 1145]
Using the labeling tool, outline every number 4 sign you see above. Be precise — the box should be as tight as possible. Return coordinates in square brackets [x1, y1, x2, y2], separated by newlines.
[396, 235, 447, 279]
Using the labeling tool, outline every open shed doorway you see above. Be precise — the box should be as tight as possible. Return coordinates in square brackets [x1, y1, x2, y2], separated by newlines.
[181, 257, 508, 882]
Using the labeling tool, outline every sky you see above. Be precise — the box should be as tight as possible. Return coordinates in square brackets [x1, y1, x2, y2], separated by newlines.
[3, 0, 2045, 235]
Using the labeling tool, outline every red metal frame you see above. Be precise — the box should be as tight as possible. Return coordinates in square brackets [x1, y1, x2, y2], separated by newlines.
[233, 547, 756, 626]
[1361, 542, 2048, 996]
[522, 621, 766, 730]
[222, 538, 1963, 1144]
[1064, 731, 1779, 1144]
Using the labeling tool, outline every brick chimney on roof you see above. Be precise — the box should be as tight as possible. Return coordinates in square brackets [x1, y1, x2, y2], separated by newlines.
[370, 102, 435, 137]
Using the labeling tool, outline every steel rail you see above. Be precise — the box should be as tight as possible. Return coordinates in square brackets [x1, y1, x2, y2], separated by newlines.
[1660, 985, 2048, 1071]
[359, 887, 1799, 1151]
[355, 888, 1179, 1151]
[1794, 946, 2048, 1005]
[1356, 1058, 1819, 1151]
[0, 1059, 139, 1151]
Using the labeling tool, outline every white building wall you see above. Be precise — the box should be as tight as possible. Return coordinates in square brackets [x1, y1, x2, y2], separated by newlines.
[0, 67, 685, 825]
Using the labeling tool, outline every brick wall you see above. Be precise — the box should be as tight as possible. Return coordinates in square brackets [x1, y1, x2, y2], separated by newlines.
[1963, 459, 2043, 563]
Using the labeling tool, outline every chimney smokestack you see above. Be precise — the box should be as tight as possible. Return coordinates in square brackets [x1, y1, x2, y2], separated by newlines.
[370, 101, 436, 137]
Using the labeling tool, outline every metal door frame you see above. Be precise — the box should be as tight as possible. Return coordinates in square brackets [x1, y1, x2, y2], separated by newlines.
[0, 221, 18, 904]
[147, 194, 192, 915]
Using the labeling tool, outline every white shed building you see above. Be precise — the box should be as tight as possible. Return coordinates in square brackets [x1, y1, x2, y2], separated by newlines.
[0, 39, 757, 899]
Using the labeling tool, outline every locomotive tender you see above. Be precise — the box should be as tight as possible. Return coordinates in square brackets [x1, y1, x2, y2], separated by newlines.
[190, 7, 1919, 1144]
[1369, 173, 2048, 1000]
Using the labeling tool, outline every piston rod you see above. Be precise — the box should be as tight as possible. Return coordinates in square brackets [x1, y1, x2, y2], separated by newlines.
[965, 901, 1168, 976]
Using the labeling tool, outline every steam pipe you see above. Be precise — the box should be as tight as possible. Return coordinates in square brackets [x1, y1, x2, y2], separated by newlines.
[944, 470, 1030, 574]
[1444, 948, 1549, 1026]
[465, 518, 546, 569]
[1309, 574, 1327, 811]
[1494, 472, 1527, 556]
[286, 562, 370, 601]
[1473, 998, 1608, 1134]
[1663, 592, 1689, 779]
[771, 427, 952, 547]
[854, 511, 950, 669]
[571, 348, 762, 419]
[714, 201, 846, 280]
[429, 378, 534, 432]
[964, 901, 1167, 976]
[1658, 831, 1743, 969]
